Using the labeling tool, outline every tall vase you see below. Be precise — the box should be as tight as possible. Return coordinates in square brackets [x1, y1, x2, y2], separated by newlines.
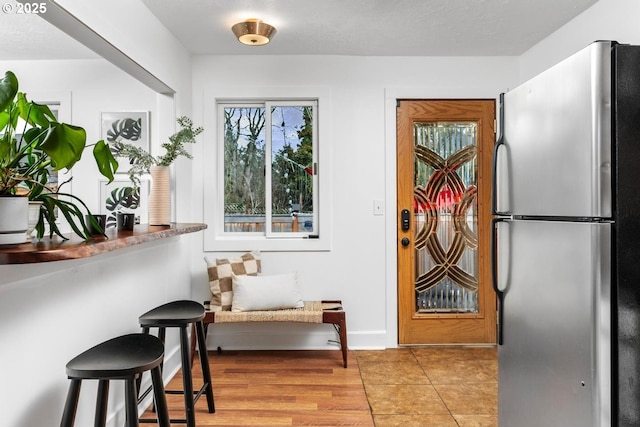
[148, 165, 171, 225]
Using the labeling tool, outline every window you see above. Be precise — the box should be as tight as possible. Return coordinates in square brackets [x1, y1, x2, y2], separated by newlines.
[221, 101, 318, 237]
[203, 89, 330, 252]
[14, 102, 61, 193]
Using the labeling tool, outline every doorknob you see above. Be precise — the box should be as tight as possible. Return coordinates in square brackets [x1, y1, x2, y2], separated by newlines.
[401, 237, 410, 247]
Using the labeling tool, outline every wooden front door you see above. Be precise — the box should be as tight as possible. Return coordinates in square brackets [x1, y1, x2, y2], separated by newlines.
[397, 99, 496, 344]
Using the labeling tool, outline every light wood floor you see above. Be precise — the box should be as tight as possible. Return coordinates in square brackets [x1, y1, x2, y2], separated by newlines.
[147, 347, 497, 427]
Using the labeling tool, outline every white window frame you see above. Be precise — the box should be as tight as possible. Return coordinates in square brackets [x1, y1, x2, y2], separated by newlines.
[202, 87, 331, 252]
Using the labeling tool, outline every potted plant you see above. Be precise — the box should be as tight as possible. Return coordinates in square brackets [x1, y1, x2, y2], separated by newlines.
[111, 116, 202, 225]
[0, 70, 119, 242]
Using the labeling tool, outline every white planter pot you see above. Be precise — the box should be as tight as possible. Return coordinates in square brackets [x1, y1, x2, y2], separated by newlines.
[27, 201, 43, 237]
[0, 196, 28, 244]
[148, 166, 171, 225]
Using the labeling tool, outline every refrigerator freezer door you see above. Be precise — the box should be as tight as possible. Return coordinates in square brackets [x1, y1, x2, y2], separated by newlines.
[496, 41, 612, 218]
[497, 220, 611, 427]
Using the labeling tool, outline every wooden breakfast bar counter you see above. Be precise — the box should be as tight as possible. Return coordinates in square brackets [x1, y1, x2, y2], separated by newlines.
[0, 223, 206, 264]
[0, 223, 206, 426]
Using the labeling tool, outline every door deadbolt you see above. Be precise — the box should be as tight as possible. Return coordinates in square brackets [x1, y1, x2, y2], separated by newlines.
[401, 209, 410, 231]
[401, 237, 410, 247]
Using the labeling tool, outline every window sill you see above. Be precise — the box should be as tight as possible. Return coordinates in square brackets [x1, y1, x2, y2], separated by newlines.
[204, 232, 330, 252]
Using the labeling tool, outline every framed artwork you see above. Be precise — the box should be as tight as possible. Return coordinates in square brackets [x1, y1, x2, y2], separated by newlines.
[99, 179, 149, 228]
[100, 111, 150, 174]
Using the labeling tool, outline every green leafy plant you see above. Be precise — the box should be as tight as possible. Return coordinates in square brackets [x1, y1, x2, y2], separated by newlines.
[0, 70, 119, 240]
[111, 116, 203, 186]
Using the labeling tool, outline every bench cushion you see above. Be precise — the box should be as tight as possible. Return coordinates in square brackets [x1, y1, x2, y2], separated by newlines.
[213, 301, 333, 323]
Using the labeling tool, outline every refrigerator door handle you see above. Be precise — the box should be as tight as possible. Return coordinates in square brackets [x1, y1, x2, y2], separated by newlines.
[491, 217, 506, 345]
[491, 93, 507, 216]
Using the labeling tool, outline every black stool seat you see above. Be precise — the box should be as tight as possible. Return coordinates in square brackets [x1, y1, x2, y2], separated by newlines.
[138, 300, 215, 427]
[66, 333, 164, 378]
[139, 300, 205, 327]
[61, 333, 170, 427]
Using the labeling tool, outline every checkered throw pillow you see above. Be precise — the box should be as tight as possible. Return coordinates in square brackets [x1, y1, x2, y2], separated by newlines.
[205, 252, 261, 311]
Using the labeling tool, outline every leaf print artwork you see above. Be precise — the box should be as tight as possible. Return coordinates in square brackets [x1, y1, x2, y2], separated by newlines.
[104, 185, 141, 227]
[106, 118, 143, 143]
[99, 179, 148, 228]
[100, 111, 149, 174]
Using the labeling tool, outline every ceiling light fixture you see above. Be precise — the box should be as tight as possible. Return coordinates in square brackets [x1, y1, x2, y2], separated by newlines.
[231, 19, 277, 46]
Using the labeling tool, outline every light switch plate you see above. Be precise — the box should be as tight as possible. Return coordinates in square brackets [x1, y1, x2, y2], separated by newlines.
[373, 200, 384, 216]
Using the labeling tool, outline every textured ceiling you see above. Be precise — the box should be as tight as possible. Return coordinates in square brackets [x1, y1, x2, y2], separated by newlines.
[140, 0, 598, 56]
[0, 0, 598, 60]
[0, 9, 98, 60]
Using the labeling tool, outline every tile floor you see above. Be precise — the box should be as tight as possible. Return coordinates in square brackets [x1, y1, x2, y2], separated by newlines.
[355, 346, 497, 427]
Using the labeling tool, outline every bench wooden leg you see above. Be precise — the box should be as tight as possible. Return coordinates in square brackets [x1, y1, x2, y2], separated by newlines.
[334, 315, 348, 368]
[190, 323, 197, 367]
[323, 308, 348, 368]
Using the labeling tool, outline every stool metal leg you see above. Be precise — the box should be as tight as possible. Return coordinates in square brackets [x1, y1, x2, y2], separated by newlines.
[179, 326, 197, 427]
[150, 366, 171, 427]
[196, 320, 215, 413]
[60, 379, 82, 427]
[125, 379, 139, 427]
[95, 380, 109, 427]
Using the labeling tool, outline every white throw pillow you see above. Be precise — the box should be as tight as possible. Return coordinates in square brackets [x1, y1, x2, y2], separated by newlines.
[231, 272, 304, 312]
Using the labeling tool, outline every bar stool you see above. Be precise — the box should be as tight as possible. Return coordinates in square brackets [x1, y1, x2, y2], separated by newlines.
[60, 333, 170, 427]
[138, 300, 215, 426]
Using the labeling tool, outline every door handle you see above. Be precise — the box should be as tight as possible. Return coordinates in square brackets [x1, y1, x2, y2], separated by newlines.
[491, 217, 506, 345]
[492, 93, 507, 216]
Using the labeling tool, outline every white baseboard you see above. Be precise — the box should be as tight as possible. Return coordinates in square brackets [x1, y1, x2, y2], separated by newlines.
[347, 330, 387, 350]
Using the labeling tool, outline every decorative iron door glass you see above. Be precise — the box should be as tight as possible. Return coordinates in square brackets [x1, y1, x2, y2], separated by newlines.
[221, 102, 317, 237]
[414, 122, 479, 313]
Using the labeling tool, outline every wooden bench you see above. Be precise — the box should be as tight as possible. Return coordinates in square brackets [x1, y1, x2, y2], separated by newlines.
[197, 300, 348, 368]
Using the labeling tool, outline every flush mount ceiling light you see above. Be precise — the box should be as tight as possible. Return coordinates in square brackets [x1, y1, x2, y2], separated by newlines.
[231, 19, 277, 46]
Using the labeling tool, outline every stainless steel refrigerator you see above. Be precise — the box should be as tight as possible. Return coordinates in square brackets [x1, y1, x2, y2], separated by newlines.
[492, 40, 640, 427]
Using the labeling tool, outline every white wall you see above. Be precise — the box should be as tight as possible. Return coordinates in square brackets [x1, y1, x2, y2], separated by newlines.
[0, 235, 197, 427]
[190, 55, 520, 349]
[44, 0, 199, 229]
[0, 58, 199, 426]
[54, 0, 191, 103]
[0, 59, 158, 211]
[519, 0, 640, 81]
[191, 0, 640, 348]
[1, 2, 196, 423]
